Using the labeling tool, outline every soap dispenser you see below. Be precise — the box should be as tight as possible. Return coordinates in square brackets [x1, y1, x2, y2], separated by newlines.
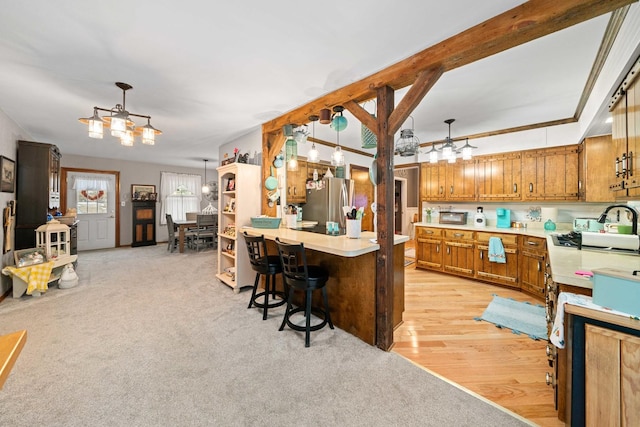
[474, 207, 487, 227]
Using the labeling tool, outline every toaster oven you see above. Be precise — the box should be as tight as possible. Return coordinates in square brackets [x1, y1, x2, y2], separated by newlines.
[439, 211, 468, 225]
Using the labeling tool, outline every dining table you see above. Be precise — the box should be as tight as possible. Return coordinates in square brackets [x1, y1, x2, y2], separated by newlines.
[173, 219, 197, 253]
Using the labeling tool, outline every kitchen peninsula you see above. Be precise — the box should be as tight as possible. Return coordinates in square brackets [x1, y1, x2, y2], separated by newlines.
[242, 226, 409, 346]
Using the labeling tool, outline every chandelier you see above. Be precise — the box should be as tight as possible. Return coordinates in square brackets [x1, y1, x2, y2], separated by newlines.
[78, 82, 162, 146]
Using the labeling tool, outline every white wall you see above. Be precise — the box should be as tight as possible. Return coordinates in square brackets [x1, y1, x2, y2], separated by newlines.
[0, 108, 32, 294]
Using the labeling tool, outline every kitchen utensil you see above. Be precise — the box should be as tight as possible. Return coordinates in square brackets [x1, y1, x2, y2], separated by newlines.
[273, 153, 284, 168]
[265, 166, 277, 190]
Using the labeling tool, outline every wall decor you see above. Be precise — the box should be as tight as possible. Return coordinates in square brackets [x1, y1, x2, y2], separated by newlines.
[131, 184, 156, 201]
[0, 156, 16, 193]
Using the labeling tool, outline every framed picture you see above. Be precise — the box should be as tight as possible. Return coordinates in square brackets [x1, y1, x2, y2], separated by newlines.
[149, 193, 158, 201]
[14, 247, 47, 268]
[226, 177, 235, 192]
[0, 156, 16, 193]
[131, 184, 156, 201]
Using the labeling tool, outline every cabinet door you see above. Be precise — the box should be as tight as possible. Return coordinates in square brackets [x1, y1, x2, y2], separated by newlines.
[579, 136, 616, 202]
[585, 325, 640, 427]
[443, 240, 474, 277]
[476, 153, 521, 200]
[416, 237, 443, 271]
[522, 146, 579, 200]
[421, 162, 446, 201]
[287, 160, 307, 203]
[474, 232, 519, 287]
[519, 249, 546, 296]
[626, 81, 640, 197]
[445, 159, 476, 200]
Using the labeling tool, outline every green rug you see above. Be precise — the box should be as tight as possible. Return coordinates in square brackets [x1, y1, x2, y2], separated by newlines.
[475, 294, 547, 340]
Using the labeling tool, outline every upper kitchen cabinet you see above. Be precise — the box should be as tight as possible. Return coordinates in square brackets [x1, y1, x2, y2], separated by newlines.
[420, 162, 446, 201]
[578, 135, 616, 202]
[445, 159, 476, 200]
[475, 152, 521, 201]
[608, 56, 640, 198]
[521, 145, 579, 201]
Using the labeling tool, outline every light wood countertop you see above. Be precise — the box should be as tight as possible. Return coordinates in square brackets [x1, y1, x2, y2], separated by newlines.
[241, 227, 409, 257]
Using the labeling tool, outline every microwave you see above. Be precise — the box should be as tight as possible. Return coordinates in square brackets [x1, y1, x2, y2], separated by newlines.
[439, 211, 468, 225]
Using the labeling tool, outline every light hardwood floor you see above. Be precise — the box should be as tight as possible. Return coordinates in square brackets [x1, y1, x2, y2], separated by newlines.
[394, 250, 563, 427]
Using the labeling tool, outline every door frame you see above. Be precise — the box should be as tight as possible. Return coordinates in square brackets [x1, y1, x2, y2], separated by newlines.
[61, 167, 121, 247]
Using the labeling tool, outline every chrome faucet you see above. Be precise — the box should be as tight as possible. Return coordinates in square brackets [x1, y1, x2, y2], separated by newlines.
[597, 204, 638, 235]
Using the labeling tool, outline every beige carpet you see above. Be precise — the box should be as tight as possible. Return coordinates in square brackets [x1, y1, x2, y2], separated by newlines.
[0, 245, 531, 426]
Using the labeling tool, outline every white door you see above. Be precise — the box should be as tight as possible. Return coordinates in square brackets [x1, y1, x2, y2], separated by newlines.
[67, 172, 117, 251]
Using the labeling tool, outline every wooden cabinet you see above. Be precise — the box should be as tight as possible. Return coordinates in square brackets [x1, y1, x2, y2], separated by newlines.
[444, 159, 476, 200]
[415, 226, 443, 271]
[475, 153, 521, 200]
[519, 235, 547, 297]
[578, 135, 616, 202]
[131, 201, 156, 247]
[443, 229, 475, 278]
[216, 163, 261, 293]
[15, 140, 61, 250]
[522, 145, 579, 200]
[286, 159, 307, 204]
[420, 162, 446, 201]
[475, 232, 519, 288]
[623, 78, 640, 197]
[584, 324, 640, 427]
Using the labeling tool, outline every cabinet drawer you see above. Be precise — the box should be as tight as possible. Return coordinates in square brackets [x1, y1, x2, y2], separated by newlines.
[476, 231, 518, 246]
[521, 235, 546, 251]
[444, 229, 474, 241]
[416, 227, 442, 238]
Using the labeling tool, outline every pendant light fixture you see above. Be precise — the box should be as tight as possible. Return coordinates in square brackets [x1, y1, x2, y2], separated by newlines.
[319, 108, 331, 124]
[427, 144, 439, 163]
[395, 116, 420, 157]
[441, 118, 458, 163]
[331, 113, 345, 167]
[458, 138, 477, 160]
[78, 82, 162, 147]
[330, 105, 348, 132]
[307, 115, 320, 162]
[282, 123, 299, 171]
[202, 159, 210, 194]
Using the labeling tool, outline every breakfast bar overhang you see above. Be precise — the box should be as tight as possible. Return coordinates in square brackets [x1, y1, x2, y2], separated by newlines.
[243, 227, 408, 346]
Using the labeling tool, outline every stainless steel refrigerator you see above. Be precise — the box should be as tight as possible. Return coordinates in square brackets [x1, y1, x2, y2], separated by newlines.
[304, 177, 354, 229]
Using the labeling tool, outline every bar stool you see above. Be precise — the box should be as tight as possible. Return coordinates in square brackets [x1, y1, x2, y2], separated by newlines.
[242, 232, 286, 320]
[275, 237, 334, 347]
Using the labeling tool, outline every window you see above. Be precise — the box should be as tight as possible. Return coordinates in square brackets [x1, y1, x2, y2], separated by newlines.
[72, 176, 111, 215]
[160, 172, 202, 224]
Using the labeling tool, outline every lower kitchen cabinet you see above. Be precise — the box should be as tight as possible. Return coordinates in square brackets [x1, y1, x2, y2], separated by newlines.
[442, 229, 475, 278]
[415, 226, 443, 271]
[475, 232, 519, 288]
[519, 235, 547, 297]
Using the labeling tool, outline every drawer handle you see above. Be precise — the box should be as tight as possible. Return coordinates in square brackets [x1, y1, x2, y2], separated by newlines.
[425, 230, 434, 234]
[527, 241, 540, 246]
[454, 233, 464, 237]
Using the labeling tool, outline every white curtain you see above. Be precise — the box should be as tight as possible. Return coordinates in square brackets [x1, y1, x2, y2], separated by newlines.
[72, 175, 113, 191]
[160, 172, 202, 224]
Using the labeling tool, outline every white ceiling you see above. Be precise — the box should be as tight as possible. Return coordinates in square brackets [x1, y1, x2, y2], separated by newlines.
[0, 1, 630, 168]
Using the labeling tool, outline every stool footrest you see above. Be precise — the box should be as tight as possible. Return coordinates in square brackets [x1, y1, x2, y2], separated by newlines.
[281, 306, 332, 332]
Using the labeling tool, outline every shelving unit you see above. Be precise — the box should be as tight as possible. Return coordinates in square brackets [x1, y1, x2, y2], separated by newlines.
[216, 162, 261, 293]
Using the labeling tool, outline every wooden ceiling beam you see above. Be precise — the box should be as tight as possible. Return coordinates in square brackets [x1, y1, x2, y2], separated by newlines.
[262, 0, 635, 134]
[388, 66, 444, 135]
[344, 100, 377, 134]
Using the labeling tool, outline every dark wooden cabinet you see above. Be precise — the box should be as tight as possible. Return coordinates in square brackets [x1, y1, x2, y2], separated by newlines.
[132, 201, 156, 247]
[15, 140, 61, 250]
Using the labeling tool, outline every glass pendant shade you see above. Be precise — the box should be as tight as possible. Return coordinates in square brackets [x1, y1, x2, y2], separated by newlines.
[330, 114, 348, 132]
[428, 146, 438, 164]
[120, 129, 134, 146]
[396, 129, 419, 157]
[110, 112, 128, 137]
[141, 121, 160, 145]
[331, 146, 345, 166]
[462, 146, 473, 160]
[308, 143, 319, 162]
[87, 110, 104, 139]
[202, 159, 210, 193]
[442, 142, 453, 159]
[285, 137, 298, 171]
[447, 153, 456, 163]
